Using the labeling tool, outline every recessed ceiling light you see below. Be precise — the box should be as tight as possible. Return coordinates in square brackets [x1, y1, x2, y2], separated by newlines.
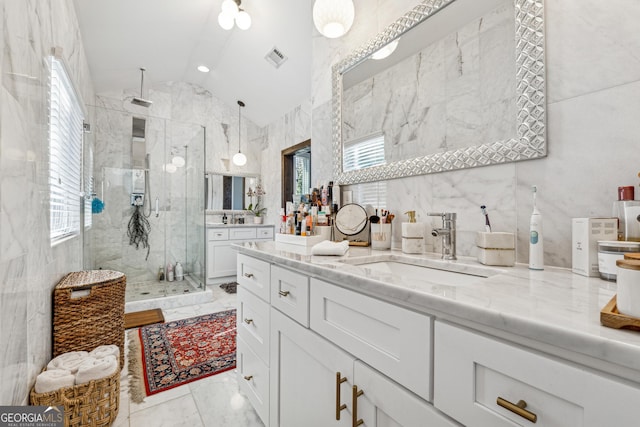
[197, 65, 210, 73]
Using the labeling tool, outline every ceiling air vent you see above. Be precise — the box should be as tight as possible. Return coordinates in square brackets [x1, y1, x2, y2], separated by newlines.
[265, 46, 288, 69]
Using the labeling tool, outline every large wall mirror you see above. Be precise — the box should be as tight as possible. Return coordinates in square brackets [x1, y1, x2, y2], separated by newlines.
[205, 173, 259, 210]
[332, 0, 546, 185]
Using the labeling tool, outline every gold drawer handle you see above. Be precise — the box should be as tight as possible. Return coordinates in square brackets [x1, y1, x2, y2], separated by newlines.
[497, 397, 537, 423]
[244, 318, 253, 324]
[279, 290, 290, 297]
[243, 375, 253, 381]
[243, 272, 254, 278]
[336, 372, 347, 420]
[352, 385, 364, 427]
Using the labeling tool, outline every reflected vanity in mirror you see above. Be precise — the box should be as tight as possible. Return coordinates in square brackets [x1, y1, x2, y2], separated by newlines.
[332, 0, 546, 185]
[205, 173, 259, 210]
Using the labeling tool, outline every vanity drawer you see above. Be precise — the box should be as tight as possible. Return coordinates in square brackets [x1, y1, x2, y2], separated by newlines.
[270, 265, 310, 327]
[237, 286, 270, 364]
[310, 278, 432, 402]
[237, 336, 269, 425]
[237, 254, 270, 302]
[208, 228, 229, 241]
[434, 321, 640, 427]
[256, 227, 274, 240]
[230, 227, 257, 240]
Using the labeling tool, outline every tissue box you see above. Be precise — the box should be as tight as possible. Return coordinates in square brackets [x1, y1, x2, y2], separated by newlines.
[476, 232, 515, 266]
[572, 217, 618, 277]
[275, 233, 326, 247]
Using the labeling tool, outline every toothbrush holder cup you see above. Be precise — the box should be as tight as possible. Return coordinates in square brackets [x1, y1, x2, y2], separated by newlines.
[371, 223, 392, 250]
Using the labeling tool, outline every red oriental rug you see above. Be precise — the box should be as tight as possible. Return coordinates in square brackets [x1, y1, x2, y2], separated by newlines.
[128, 309, 236, 403]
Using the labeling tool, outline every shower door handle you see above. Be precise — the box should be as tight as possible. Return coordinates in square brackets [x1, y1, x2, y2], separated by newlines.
[155, 197, 159, 217]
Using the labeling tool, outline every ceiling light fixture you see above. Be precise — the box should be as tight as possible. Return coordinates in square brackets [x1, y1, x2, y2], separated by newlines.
[172, 156, 186, 167]
[197, 65, 210, 73]
[312, 0, 355, 39]
[218, 0, 251, 31]
[232, 100, 247, 167]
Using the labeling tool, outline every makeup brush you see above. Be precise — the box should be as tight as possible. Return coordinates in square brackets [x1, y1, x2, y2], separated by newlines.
[480, 205, 492, 232]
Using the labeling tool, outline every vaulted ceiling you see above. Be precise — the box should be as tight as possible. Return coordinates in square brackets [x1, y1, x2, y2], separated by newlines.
[72, 0, 313, 127]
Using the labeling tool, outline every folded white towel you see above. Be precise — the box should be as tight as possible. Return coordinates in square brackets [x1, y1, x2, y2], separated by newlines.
[75, 355, 118, 385]
[46, 351, 90, 374]
[35, 369, 75, 394]
[311, 240, 350, 256]
[89, 345, 120, 360]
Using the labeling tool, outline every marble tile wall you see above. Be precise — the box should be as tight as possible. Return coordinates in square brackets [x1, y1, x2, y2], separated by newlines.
[260, 101, 312, 225]
[308, 0, 640, 267]
[0, 0, 95, 404]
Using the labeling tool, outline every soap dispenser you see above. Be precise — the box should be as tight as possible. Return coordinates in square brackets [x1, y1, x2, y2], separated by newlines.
[402, 211, 424, 254]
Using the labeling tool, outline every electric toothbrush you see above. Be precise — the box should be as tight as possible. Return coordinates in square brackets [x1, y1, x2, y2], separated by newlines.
[529, 185, 544, 270]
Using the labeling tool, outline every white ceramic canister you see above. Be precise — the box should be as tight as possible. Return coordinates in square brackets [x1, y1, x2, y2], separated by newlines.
[597, 241, 640, 281]
[616, 259, 640, 318]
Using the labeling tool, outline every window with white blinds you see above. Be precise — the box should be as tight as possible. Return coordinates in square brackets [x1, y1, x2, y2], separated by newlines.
[49, 56, 84, 244]
[84, 146, 93, 229]
[343, 132, 386, 172]
[294, 154, 311, 196]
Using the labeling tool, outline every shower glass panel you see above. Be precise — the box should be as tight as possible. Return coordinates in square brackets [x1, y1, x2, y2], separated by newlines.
[86, 105, 206, 303]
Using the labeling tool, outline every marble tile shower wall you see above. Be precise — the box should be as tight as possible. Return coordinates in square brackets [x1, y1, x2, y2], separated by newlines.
[92, 82, 264, 283]
[0, 0, 95, 404]
[309, 0, 640, 267]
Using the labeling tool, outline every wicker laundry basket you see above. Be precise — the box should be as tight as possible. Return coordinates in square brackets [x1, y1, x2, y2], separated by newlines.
[30, 363, 120, 427]
[53, 270, 126, 367]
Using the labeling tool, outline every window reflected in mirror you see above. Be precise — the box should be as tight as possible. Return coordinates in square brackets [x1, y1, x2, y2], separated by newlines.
[206, 173, 257, 210]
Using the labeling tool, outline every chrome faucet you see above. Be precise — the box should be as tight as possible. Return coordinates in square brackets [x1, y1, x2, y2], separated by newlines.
[428, 212, 457, 260]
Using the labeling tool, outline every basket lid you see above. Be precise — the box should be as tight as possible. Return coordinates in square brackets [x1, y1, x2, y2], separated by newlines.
[56, 270, 125, 289]
[624, 253, 640, 261]
[617, 259, 640, 271]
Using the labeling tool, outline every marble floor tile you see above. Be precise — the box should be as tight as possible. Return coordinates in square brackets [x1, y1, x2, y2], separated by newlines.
[129, 393, 204, 427]
[190, 371, 263, 427]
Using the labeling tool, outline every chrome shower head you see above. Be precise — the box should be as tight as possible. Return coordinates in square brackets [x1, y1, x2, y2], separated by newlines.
[132, 97, 152, 107]
[131, 67, 152, 107]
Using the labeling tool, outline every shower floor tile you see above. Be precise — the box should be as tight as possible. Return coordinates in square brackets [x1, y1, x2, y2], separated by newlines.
[125, 276, 201, 303]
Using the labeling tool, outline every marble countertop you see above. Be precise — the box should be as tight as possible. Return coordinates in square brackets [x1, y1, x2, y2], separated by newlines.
[206, 223, 275, 228]
[235, 241, 640, 380]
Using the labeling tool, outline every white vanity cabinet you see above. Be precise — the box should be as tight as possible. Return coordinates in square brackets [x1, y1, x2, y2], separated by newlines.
[270, 300, 458, 427]
[237, 245, 640, 427]
[310, 278, 432, 402]
[206, 226, 273, 283]
[270, 307, 354, 427]
[434, 321, 640, 426]
[238, 254, 456, 427]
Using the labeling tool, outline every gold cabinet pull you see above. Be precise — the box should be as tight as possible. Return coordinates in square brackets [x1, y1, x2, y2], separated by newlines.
[244, 318, 253, 324]
[279, 290, 290, 297]
[243, 375, 253, 381]
[497, 397, 537, 423]
[335, 372, 347, 420]
[243, 272, 254, 278]
[352, 385, 364, 427]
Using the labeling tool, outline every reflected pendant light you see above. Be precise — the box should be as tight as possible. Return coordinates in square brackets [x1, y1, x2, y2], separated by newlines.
[313, 0, 355, 39]
[233, 100, 247, 166]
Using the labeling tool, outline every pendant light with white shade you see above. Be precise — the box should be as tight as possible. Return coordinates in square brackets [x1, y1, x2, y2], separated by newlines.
[312, 0, 355, 39]
[233, 100, 247, 167]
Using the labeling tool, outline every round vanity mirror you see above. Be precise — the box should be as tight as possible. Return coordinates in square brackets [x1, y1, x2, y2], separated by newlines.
[335, 203, 368, 236]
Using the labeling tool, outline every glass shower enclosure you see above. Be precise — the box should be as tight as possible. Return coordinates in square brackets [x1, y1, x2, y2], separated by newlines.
[86, 105, 206, 303]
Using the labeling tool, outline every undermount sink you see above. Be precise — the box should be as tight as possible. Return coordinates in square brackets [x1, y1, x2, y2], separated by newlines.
[339, 254, 503, 287]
